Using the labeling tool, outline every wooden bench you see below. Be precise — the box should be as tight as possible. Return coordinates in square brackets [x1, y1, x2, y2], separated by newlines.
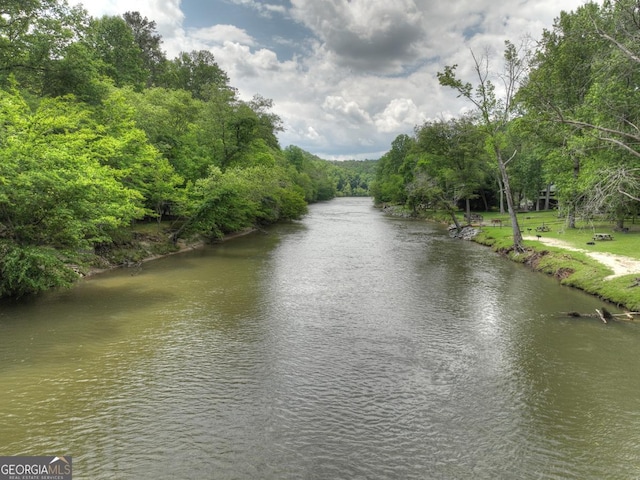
[535, 225, 550, 232]
[593, 233, 613, 241]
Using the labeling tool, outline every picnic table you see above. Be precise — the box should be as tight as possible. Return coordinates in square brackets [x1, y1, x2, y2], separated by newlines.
[593, 233, 613, 241]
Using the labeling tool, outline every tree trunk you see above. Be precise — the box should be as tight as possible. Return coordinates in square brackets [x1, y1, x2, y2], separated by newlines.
[567, 208, 576, 230]
[517, 190, 524, 211]
[442, 197, 462, 232]
[496, 149, 523, 251]
[544, 184, 551, 210]
[568, 154, 580, 229]
[465, 198, 471, 224]
[497, 176, 505, 214]
[480, 190, 489, 211]
[449, 211, 462, 231]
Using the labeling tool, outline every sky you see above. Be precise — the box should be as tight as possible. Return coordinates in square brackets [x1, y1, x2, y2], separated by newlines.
[76, 0, 593, 160]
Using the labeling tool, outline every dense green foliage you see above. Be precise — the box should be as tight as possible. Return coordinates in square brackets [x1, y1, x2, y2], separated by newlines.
[373, 0, 640, 247]
[0, 0, 364, 297]
[330, 160, 377, 197]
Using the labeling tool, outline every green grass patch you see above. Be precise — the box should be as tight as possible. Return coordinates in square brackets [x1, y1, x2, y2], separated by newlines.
[417, 208, 640, 311]
[474, 210, 640, 260]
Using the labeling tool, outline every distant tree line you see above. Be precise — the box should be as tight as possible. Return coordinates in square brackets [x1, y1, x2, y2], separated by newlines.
[0, 0, 369, 297]
[372, 0, 640, 251]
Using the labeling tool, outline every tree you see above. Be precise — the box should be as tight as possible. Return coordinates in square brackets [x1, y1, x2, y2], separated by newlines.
[124, 87, 208, 182]
[438, 41, 529, 251]
[171, 164, 306, 242]
[123, 11, 166, 87]
[406, 170, 463, 230]
[42, 41, 110, 103]
[196, 86, 283, 170]
[330, 160, 377, 197]
[574, 0, 640, 220]
[0, 87, 143, 246]
[248, 94, 283, 150]
[0, 86, 143, 295]
[520, 3, 602, 226]
[0, 0, 90, 94]
[282, 147, 341, 202]
[413, 117, 487, 223]
[89, 88, 184, 217]
[85, 15, 147, 89]
[372, 134, 414, 204]
[284, 145, 305, 172]
[196, 85, 241, 168]
[580, 164, 640, 228]
[162, 50, 230, 100]
[522, 1, 640, 225]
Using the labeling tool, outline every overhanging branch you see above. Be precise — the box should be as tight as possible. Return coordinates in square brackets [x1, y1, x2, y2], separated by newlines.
[599, 136, 640, 159]
[594, 22, 640, 65]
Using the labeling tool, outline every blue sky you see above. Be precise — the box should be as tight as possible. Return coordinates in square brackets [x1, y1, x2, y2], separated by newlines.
[79, 0, 594, 160]
[180, 0, 310, 61]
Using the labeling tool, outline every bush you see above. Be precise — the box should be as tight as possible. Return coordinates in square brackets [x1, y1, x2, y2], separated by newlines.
[0, 243, 78, 297]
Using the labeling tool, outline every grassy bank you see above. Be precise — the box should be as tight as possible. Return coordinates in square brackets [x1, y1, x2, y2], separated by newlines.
[410, 208, 640, 311]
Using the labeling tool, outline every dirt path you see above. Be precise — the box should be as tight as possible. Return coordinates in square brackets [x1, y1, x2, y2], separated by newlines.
[524, 236, 640, 279]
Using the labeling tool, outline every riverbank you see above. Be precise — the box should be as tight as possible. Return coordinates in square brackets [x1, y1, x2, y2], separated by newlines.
[85, 226, 257, 278]
[472, 228, 640, 312]
[380, 206, 640, 311]
[523, 236, 640, 280]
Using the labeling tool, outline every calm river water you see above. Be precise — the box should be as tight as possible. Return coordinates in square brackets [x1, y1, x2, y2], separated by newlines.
[1, 197, 639, 479]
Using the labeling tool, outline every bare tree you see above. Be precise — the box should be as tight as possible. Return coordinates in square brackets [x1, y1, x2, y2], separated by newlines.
[438, 40, 530, 251]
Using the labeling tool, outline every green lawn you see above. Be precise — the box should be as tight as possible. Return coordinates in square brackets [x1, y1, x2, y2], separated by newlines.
[448, 209, 640, 310]
[471, 210, 640, 260]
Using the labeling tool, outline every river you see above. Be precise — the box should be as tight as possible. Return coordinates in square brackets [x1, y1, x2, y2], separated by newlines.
[1, 197, 639, 479]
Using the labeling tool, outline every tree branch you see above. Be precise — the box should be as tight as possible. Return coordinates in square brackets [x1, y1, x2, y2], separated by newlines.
[562, 118, 640, 144]
[599, 136, 640, 159]
[619, 188, 640, 202]
[504, 149, 518, 166]
[594, 21, 640, 65]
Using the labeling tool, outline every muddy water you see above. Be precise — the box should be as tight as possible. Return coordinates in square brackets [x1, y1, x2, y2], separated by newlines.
[1, 197, 639, 479]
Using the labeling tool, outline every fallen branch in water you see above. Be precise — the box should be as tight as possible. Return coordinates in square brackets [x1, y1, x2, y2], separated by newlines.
[595, 308, 610, 323]
[562, 308, 640, 323]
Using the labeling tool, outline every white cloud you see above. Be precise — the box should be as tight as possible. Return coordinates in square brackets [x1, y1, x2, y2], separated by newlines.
[76, 0, 599, 158]
[304, 126, 321, 141]
[322, 96, 372, 125]
[79, 0, 184, 40]
[228, 0, 286, 17]
[189, 25, 255, 47]
[374, 98, 425, 133]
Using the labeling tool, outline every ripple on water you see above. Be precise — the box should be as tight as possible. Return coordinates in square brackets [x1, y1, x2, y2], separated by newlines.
[2, 199, 639, 479]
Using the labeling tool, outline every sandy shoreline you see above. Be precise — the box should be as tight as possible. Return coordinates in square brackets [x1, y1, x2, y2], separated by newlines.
[523, 236, 640, 279]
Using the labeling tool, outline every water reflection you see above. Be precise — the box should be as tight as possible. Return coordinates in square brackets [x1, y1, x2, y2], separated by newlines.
[1, 198, 639, 479]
